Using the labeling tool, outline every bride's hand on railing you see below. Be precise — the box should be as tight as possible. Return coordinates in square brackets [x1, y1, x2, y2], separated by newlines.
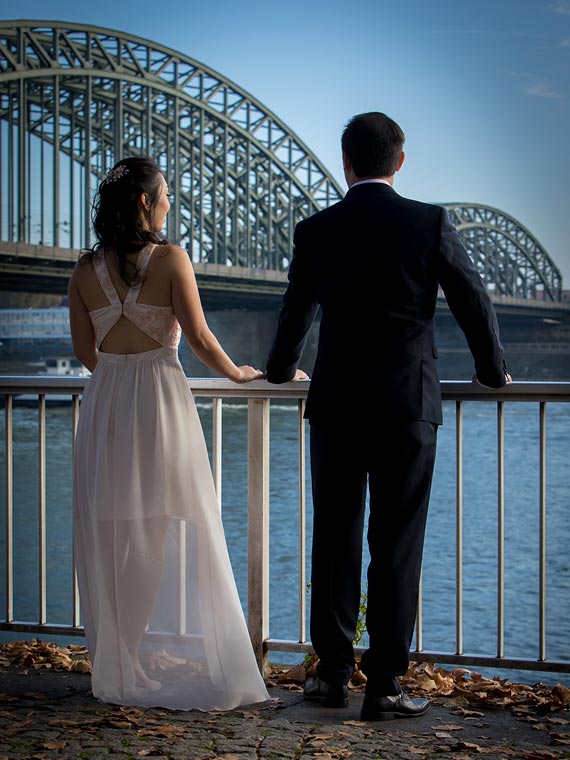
[233, 365, 266, 383]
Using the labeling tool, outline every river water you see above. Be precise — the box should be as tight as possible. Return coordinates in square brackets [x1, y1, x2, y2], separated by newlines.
[0, 392, 568, 686]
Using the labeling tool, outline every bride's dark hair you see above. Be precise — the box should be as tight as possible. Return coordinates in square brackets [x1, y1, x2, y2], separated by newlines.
[84, 156, 167, 286]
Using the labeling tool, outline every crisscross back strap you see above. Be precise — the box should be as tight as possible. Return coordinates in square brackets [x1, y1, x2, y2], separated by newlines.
[93, 250, 121, 305]
[124, 244, 157, 304]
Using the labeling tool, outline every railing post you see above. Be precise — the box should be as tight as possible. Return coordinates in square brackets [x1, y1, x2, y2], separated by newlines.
[298, 399, 306, 643]
[456, 400, 463, 656]
[497, 401, 505, 658]
[415, 571, 423, 653]
[5, 395, 13, 623]
[539, 402, 547, 661]
[247, 397, 270, 676]
[38, 394, 46, 626]
[71, 394, 80, 628]
[212, 398, 222, 512]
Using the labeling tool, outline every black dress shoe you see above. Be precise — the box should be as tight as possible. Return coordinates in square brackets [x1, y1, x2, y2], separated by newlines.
[303, 677, 349, 708]
[360, 690, 430, 721]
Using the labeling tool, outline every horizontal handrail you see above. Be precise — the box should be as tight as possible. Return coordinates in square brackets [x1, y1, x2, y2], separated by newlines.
[1, 376, 569, 401]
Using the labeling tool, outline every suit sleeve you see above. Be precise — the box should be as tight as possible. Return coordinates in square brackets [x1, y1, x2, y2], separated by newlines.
[436, 208, 508, 387]
[266, 221, 319, 383]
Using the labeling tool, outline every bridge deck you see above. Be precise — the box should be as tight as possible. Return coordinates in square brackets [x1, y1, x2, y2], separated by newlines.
[1, 241, 569, 314]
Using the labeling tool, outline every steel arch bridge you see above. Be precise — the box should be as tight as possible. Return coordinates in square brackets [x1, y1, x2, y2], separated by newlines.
[0, 20, 563, 302]
[0, 19, 343, 272]
[444, 204, 562, 302]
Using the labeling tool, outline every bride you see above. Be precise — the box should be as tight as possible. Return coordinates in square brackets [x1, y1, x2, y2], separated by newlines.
[68, 156, 269, 710]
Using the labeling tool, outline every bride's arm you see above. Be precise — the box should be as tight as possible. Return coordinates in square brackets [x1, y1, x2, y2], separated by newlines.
[169, 246, 263, 383]
[68, 265, 98, 372]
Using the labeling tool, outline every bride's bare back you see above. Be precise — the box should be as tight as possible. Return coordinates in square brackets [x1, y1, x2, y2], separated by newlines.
[74, 245, 174, 354]
[69, 243, 263, 382]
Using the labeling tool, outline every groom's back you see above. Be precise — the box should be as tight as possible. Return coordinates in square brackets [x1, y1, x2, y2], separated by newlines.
[305, 184, 442, 331]
[300, 183, 445, 427]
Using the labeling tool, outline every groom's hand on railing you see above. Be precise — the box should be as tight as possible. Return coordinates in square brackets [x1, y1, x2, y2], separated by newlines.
[292, 369, 310, 381]
[472, 373, 513, 388]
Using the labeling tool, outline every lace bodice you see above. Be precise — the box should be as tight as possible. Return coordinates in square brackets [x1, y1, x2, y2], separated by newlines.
[89, 245, 181, 350]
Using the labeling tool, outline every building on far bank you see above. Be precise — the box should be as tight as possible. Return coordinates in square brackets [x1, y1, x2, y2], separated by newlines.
[0, 308, 70, 340]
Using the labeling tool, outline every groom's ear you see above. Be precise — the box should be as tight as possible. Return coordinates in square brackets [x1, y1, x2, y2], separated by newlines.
[342, 151, 354, 186]
[395, 151, 405, 172]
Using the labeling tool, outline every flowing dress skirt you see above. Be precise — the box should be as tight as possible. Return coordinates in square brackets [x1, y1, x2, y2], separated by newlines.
[73, 347, 269, 710]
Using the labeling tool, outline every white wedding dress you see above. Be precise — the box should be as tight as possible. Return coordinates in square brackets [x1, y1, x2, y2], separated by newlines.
[72, 245, 269, 710]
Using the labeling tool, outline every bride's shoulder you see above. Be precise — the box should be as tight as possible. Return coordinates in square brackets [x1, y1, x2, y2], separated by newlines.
[156, 243, 193, 270]
[71, 249, 95, 280]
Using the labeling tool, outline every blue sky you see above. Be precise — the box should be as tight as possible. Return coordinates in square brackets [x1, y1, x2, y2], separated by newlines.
[6, 0, 570, 285]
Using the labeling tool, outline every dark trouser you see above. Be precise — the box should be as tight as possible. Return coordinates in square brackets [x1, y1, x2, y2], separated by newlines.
[309, 419, 437, 692]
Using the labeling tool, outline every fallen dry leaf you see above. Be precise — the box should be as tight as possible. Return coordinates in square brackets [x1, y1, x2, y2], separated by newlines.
[1, 720, 33, 737]
[136, 723, 185, 739]
[433, 724, 464, 731]
[239, 710, 261, 719]
[0, 694, 19, 702]
[549, 736, 570, 746]
[119, 706, 144, 717]
[277, 663, 305, 683]
[552, 685, 570, 704]
[24, 691, 48, 700]
[350, 668, 367, 685]
[451, 741, 483, 752]
[0, 639, 91, 674]
[42, 741, 67, 750]
[47, 718, 84, 728]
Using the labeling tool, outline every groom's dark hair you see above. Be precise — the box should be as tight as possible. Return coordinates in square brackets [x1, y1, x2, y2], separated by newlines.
[342, 112, 405, 178]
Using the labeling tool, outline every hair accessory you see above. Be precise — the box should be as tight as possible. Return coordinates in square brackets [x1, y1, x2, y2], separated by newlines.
[103, 164, 130, 185]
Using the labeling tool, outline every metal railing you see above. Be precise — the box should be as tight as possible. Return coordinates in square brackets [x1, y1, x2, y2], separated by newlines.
[1, 376, 569, 677]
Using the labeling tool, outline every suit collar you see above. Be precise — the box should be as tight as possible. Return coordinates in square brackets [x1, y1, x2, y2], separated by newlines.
[344, 182, 397, 199]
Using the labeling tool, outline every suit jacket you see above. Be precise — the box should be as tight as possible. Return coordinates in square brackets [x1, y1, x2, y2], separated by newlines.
[266, 182, 506, 426]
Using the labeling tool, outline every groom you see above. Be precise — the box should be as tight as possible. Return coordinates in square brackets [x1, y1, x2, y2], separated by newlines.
[266, 112, 509, 721]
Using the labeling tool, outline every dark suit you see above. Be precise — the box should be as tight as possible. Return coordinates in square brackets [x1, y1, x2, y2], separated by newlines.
[266, 182, 506, 690]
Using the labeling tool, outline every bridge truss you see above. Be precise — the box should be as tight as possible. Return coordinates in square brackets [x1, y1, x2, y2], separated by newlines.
[0, 20, 343, 272]
[445, 204, 562, 302]
[0, 21, 563, 301]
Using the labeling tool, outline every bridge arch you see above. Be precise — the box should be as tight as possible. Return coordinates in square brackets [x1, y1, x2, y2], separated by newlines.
[0, 21, 562, 302]
[0, 20, 343, 270]
[444, 204, 562, 302]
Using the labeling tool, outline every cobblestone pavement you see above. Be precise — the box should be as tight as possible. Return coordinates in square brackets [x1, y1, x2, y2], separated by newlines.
[0, 666, 569, 760]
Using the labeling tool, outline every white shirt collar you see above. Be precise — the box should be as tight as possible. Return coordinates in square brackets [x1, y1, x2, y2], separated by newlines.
[350, 178, 392, 189]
